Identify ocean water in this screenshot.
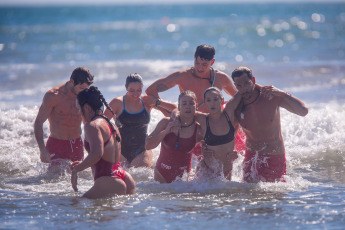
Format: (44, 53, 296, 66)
(1, 2, 345, 229)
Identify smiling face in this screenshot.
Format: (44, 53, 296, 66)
(233, 73, 255, 100)
(126, 82, 143, 99)
(204, 90, 223, 113)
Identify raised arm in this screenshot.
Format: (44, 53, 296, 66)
(34, 92, 56, 163)
(219, 72, 238, 97)
(145, 71, 182, 98)
(224, 92, 242, 117)
(262, 86, 308, 117)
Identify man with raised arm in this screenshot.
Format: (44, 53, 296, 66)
(231, 66, 308, 183)
(145, 44, 237, 113)
(34, 67, 94, 165)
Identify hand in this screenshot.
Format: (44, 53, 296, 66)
(165, 118, 180, 133)
(40, 149, 54, 163)
(227, 151, 238, 163)
(71, 161, 81, 170)
(261, 85, 286, 100)
(71, 168, 78, 192)
(201, 140, 215, 162)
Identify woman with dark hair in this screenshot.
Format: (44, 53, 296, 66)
(195, 87, 242, 181)
(146, 91, 203, 183)
(71, 86, 135, 199)
(104, 73, 177, 168)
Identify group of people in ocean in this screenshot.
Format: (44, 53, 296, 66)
(34, 44, 309, 199)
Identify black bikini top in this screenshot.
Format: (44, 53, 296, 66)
(204, 112, 235, 146)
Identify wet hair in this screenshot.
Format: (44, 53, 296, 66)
(125, 73, 143, 88)
(203, 87, 223, 100)
(77, 86, 120, 142)
(70, 67, 94, 86)
(194, 45, 215, 61)
(231, 66, 253, 81)
(178, 90, 197, 106)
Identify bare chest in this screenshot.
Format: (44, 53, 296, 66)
(237, 100, 280, 131)
(52, 96, 80, 120)
(179, 77, 220, 103)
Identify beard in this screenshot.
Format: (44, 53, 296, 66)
(241, 91, 252, 100)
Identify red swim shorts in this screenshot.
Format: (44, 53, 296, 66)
(243, 150, 286, 183)
(46, 136, 84, 162)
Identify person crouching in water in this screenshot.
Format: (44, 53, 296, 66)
(71, 86, 135, 199)
(146, 91, 203, 183)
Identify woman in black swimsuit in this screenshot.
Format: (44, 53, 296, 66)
(195, 87, 242, 180)
(104, 73, 177, 168)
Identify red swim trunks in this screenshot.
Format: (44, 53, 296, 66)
(235, 129, 246, 153)
(46, 136, 84, 162)
(243, 150, 286, 183)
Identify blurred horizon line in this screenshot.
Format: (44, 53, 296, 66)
(1, 0, 345, 7)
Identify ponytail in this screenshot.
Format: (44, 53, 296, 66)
(78, 86, 121, 142)
(98, 92, 121, 143)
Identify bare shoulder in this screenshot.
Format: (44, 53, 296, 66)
(169, 68, 191, 80)
(42, 84, 65, 104)
(84, 120, 100, 133)
(195, 111, 207, 125)
(215, 69, 231, 81)
(109, 96, 123, 107)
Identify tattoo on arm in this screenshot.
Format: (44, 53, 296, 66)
(156, 83, 169, 92)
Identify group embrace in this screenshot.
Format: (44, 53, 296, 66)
(34, 45, 308, 199)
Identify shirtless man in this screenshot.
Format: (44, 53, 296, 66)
(34, 67, 94, 164)
(231, 66, 308, 183)
(145, 44, 237, 113)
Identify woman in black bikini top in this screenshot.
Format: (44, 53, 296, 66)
(195, 87, 242, 180)
(204, 111, 235, 146)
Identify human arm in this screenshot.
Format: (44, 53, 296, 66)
(34, 92, 56, 163)
(71, 123, 103, 192)
(154, 98, 178, 115)
(224, 92, 242, 117)
(219, 72, 238, 97)
(200, 140, 215, 166)
(143, 95, 178, 117)
(145, 71, 182, 98)
(145, 118, 179, 150)
(261, 86, 308, 116)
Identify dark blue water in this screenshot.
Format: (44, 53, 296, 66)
(1, 3, 344, 64)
